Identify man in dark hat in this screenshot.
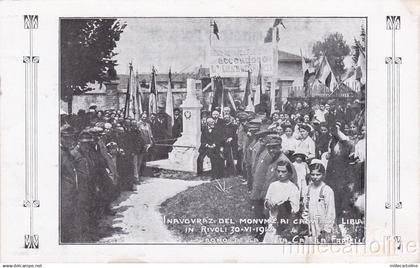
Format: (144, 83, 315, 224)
(221, 112, 238, 176)
(61, 129, 95, 241)
(250, 134, 297, 241)
(152, 102, 172, 159)
(242, 119, 262, 189)
(172, 108, 183, 139)
(60, 125, 82, 242)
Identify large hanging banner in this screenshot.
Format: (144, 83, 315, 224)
(209, 46, 273, 77)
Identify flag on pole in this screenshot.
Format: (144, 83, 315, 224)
(243, 70, 252, 107)
(243, 70, 255, 112)
(165, 68, 174, 125)
(254, 61, 262, 106)
(300, 49, 313, 96)
(264, 27, 274, 43)
(129, 66, 138, 120)
(123, 63, 132, 118)
(135, 77, 143, 116)
(211, 77, 223, 110)
(124, 62, 140, 119)
(148, 66, 157, 114)
(273, 18, 286, 29)
(212, 20, 220, 40)
(315, 56, 337, 92)
(356, 49, 366, 85)
(210, 77, 236, 111)
(227, 89, 237, 111)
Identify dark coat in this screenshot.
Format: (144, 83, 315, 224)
(172, 115, 183, 138)
(199, 127, 223, 153)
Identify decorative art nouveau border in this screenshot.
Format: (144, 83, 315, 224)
(23, 14, 39, 249)
(385, 15, 401, 249)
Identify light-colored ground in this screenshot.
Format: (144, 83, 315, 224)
(99, 177, 206, 243)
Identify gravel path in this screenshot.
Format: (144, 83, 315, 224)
(99, 177, 206, 243)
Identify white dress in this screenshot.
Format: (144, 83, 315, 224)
(293, 162, 309, 198)
(263, 180, 300, 243)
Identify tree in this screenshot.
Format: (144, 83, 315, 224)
(312, 32, 351, 77)
(61, 19, 126, 114)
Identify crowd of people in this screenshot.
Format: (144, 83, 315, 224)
(60, 97, 365, 244)
(197, 99, 365, 243)
(60, 103, 182, 242)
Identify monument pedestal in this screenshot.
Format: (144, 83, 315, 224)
(147, 79, 209, 173)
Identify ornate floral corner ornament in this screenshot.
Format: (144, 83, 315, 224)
(385, 15, 401, 249)
(23, 14, 39, 249)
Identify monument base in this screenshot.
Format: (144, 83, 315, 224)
(146, 136, 210, 173)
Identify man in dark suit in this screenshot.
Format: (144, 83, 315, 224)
(197, 117, 224, 180)
(172, 108, 183, 138)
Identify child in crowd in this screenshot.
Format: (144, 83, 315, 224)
(303, 162, 336, 243)
(292, 151, 310, 199)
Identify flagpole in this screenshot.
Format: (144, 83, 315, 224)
(209, 77, 214, 111)
(124, 62, 133, 119)
(220, 78, 224, 112)
(271, 26, 278, 115)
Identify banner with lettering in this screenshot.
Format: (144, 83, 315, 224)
(209, 46, 274, 77)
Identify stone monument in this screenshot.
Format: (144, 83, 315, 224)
(147, 78, 208, 173)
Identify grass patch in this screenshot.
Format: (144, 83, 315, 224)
(159, 176, 260, 243)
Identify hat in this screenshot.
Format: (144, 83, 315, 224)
(255, 130, 277, 140)
(104, 123, 112, 129)
(248, 118, 262, 125)
(89, 103, 97, 109)
(299, 124, 312, 133)
(237, 112, 249, 121)
(158, 101, 165, 108)
(95, 122, 105, 128)
(311, 119, 320, 125)
(106, 141, 118, 149)
(61, 125, 76, 136)
(78, 131, 94, 142)
(89, 126, 104, 136)
(310, 159, 325, 168)
(264, 134, 283, 147)
(293, 151, 307, 160)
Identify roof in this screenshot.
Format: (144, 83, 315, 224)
(278, 50, 302, 62)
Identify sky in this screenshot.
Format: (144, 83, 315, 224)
(114, 17, 366, 75)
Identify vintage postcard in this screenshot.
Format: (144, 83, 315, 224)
(0, 0, 419, 263)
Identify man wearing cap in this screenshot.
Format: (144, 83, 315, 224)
(249, 134, 287, 241)
(114, 125, 135, 191)
(242, 119, 262, 190)
(60, 125, 83, 242)
(68, 130, 96, 241)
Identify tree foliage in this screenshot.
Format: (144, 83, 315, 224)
(312, 32, 350, 77)
(60, 19, 126, 107)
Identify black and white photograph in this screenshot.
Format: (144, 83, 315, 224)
(1, 0, 420, 264)
(59, 17, 367, 244)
